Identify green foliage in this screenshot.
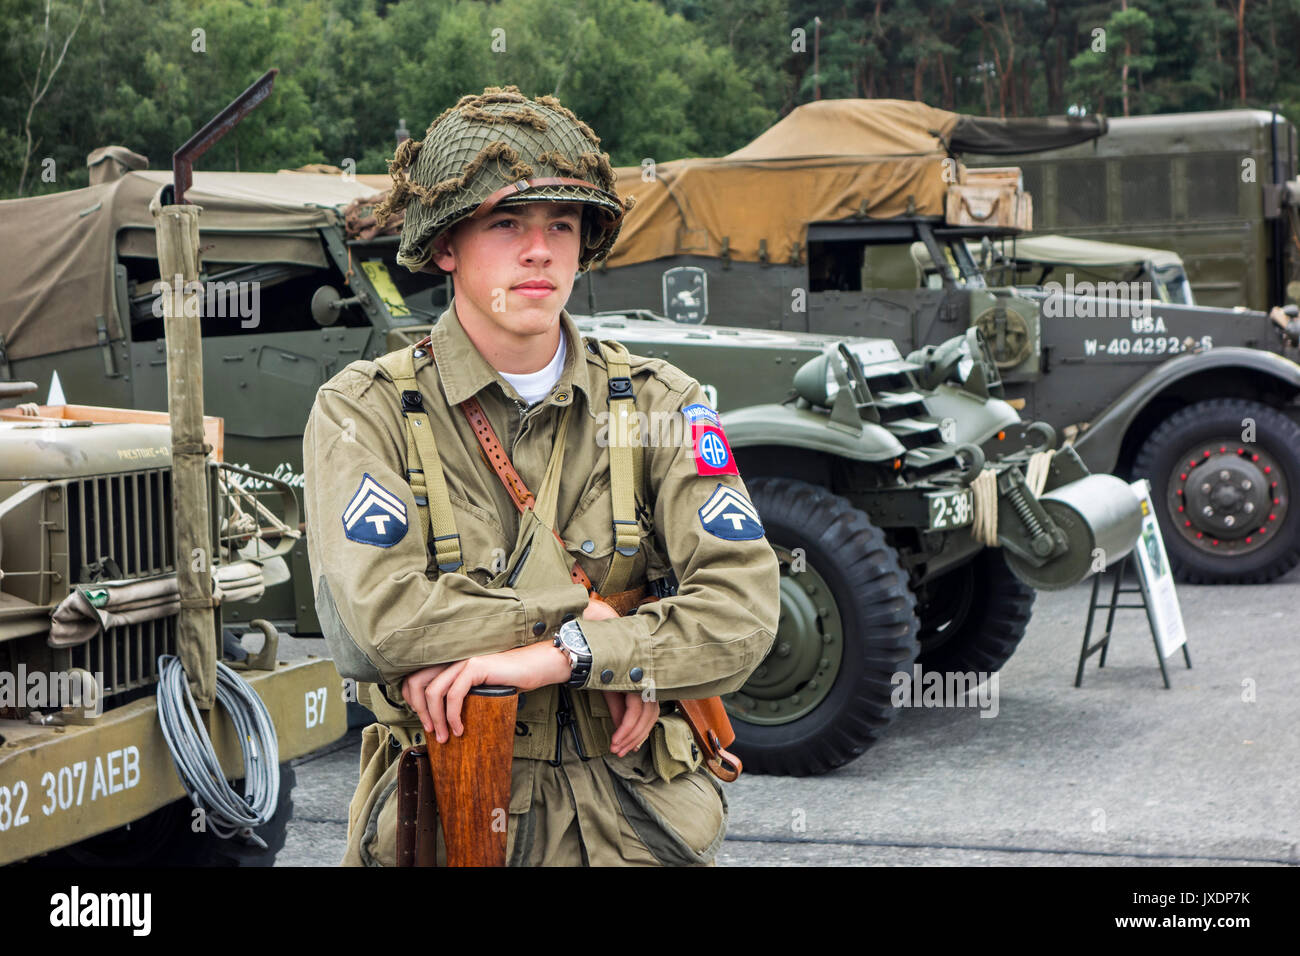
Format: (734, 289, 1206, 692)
(1, 0, 1297, 200)
(0, 0, 776, 197)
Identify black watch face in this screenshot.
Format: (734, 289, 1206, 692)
(560, 623, 590, 655)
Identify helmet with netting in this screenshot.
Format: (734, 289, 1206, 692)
(375, 86, 633, 273)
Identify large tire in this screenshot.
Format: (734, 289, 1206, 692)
(43, 763, 295, 867)
(724, 477, 919, 776)
(915, 550, 1035, 674)
(1132, 398, 1300, 584)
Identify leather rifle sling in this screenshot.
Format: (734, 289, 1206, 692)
(458, 396, 743, 782)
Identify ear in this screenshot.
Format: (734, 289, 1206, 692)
(430, 232, 456, 273)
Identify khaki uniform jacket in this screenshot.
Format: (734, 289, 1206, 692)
(303, 302, 779, 865)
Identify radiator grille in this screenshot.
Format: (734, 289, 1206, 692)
(62, 617, 178, 701)
(63, 468, 178, 701)
(66, 468, 174, 581)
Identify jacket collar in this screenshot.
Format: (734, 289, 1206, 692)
(426, 299, 596, 414)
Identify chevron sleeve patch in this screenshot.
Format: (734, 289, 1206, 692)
(697, 483, 764, 540)
(342, 473, 409, 547)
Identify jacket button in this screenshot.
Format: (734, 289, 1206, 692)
(532, 621, 546, 637)
(600, 669, 614, 684)
(629, 667, 644, 682)
(413, 348, 427, 359)
(581, 540, 595, 553)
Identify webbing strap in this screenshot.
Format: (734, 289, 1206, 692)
(374, 345, 463, 573)
(598, 340, 642, 595)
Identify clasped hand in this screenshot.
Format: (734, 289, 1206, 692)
(400, 598, 659, 758)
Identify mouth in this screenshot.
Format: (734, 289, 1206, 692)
(513, 280, 557, 299)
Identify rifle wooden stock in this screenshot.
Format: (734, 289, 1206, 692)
(396, 685, 518, 867)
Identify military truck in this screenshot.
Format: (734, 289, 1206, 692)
(966, 108, 1299, 312)
(0, 389, 345, 864)
(582, 98, 1300, 586)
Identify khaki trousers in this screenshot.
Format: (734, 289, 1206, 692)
(342, 721, 726, 867)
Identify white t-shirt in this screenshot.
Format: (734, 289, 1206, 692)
(499, 334, 567, 405)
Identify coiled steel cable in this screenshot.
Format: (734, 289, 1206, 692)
(156, 655, 281, 847)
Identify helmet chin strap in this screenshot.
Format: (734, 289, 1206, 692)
(469, 177, 625, 227)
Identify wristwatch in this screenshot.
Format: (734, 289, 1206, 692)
(554, 619, 593, 688)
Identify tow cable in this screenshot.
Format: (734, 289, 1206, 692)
(156, 654, 281, 847)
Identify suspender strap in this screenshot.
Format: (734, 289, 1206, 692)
(597, 340, 642, 595)
(374, 345, 463, 573)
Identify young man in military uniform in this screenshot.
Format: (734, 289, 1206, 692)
(303, 86, 779, 866)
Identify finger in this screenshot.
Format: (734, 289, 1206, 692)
(630, 702, 660, 751)
(404, 672, 435, 735)
(605, 691, 626, 730)
(609, 691, 634, 752)
(613, 693, 645, 755)
(445, 661, 484, 737)
(426, 661, 468, 744)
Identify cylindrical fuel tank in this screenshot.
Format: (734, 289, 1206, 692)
(1004, 474, 1143, 590)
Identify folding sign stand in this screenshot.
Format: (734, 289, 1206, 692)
(1075, 552, 1193, 689)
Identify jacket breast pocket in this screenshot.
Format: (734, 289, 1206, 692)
(561, 475, 654, 594)
(445, 493, 509, 584)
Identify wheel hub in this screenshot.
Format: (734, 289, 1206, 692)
(723, 546, 843, 725)
(1167, 443, 1287, 556)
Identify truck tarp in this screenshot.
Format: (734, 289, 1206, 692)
(0, 170, 379, 361)
(606, 99, 1106, 270)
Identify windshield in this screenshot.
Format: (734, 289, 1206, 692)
(1151, 264, 1195, 305)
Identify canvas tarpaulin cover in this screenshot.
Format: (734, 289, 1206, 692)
(605, 98, 1104, 269)
(910, 234, 1185, 272)
(0, 170, 381, 361)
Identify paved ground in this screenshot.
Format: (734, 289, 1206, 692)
(274, 565, 1300, 867)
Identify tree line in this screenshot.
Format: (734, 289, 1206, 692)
(3, 0, 1298, 199)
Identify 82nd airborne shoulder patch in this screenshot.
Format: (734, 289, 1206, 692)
(342, 473, 408, 547)
(687, 403, 738, 477)
(698, 483, 764, 540)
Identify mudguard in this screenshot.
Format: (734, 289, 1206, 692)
(1073, 347, 1300, 473)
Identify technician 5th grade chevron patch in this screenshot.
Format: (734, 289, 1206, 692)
(698, 483, 764, 540)
(342, 473, 408, 547)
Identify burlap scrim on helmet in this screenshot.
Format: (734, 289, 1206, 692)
(375, 86, 634, 273)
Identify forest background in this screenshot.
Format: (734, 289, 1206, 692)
(4, 0, 1299, 198)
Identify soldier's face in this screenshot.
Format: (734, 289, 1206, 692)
(432, 201, 582, 339)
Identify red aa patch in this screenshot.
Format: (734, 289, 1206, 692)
(691, 421, 738, 476)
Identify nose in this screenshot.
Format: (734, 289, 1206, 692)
(519, 222, 553, 265)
